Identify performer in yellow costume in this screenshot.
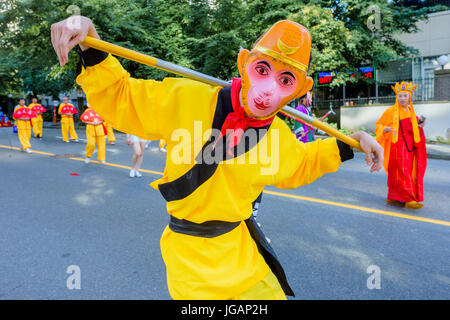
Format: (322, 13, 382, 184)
(104, 121, 116, 145)
(58, 96, 79, 142)
(52, 17, 383, 299)
(28, 97, 44, 139)
(80, 105, 106, 164)
(13, 98, 32, 153)
(159, 139, 167, 152)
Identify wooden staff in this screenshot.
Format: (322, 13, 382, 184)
(80, 36, 362, 151)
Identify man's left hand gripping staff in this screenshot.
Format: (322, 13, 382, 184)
(51, 16, 100, 66)
(350, 131, 384, 173)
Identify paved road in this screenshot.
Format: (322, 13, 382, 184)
(0, 127, 449, 299)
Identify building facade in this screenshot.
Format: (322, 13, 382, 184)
(313, 8, 450, 112)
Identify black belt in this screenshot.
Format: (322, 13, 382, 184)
(169, 215, 241, 238)
(168, 215, 295, 297)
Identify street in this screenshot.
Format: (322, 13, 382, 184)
(0, 126, 449, 299)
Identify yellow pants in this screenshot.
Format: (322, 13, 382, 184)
(231, 271, 287, 300)
(61, 116, 78, 141)
(31, 115, 43, 138)
(105, 123, 115, 143)
(17, 120, 31, 150)
(85, 124, 106, 161)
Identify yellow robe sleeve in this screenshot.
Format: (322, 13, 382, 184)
(375, 107, 393, 142)
(76, 54, 219, 141)
(273, 128, 343, 189)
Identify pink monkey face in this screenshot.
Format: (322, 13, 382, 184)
(242, 56, 302, 119)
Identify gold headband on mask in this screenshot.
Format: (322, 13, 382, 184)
(253, 45, 309, 73)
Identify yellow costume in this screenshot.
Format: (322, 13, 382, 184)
(80, 107, 106, 162)
(76, 54, 352, 299)
(85, 123, 106, 162)
(13, 106, 32, 150)
(104, 121, 116, 144)
(28, 103, 44, 138)
(58, 103, 79, 142)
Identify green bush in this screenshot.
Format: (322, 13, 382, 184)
(435, 136, 449, 144)
(42, 111, 54, 122)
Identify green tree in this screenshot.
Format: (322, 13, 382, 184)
(183, 0, 248, 80)
(243, 0, 445, 87)
(0, 0, 72, 96)
(0, 0, 446, 97)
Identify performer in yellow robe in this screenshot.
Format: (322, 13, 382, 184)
(80, 105, 106, 163)
(159, 139, 167, 152)
(103, 121, 116, 145)
(13, 98, 32, 152)
(58, 96, 79, 142)
(53, 17, 383, 300)
(28, 97, 44, 139)
(375, 82, 427, 209)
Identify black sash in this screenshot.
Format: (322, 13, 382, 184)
(167, 214, 295, 297)
(169, 215, 241, 238)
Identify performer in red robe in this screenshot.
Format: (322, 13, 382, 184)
(375, 81, 427, 209)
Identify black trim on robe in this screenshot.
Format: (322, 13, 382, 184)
(77, 46, 108, 67)
(158, 86, 271, 202)
(336, 139, 354, 162)
(245, 216, 295, 297)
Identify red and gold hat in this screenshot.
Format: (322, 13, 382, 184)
(391, 81, 417, 96)
(390, 81, 420, 144)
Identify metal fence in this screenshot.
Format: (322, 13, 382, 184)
(377, 77, 436, 102)
(314, 77, 438, 110)
(314, 96, 396, 110)
(309, 77, 443, 128)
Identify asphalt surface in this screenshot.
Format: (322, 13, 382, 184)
(0, 126, 449, 300)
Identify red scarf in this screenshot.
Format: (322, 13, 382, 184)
(215, 78, 275, 156)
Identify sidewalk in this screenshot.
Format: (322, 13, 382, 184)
(426, 143, 450, 160)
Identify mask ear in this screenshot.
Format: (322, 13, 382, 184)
(296, 76, 314, 99)
(237, 48, 250, 77)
